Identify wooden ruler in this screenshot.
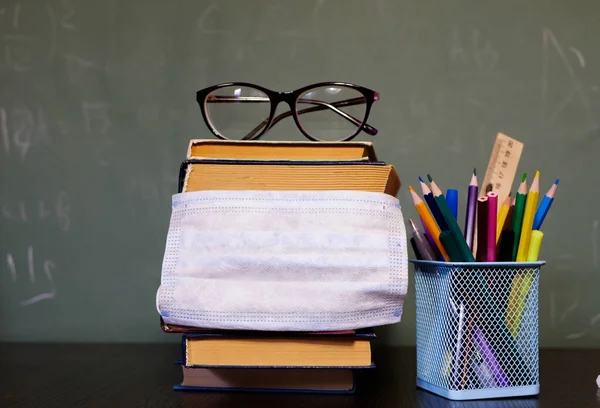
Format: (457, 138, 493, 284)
(480, 133, 524, 203)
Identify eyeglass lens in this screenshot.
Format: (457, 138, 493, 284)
(296, 85, 367, 141)
(205, 86, 271, 140)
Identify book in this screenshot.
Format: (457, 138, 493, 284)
(174, 365, 355, 394)
(186, 139, 378, 161)
(183, 332, 374, 368)
(178, 159, 400, 196)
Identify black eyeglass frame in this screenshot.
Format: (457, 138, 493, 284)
(196, 81, 379, 142)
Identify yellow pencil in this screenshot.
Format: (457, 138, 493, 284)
(516, 171, 540, 262)
(496, 193, 511, 243)
(409, 186, 450, 261)
(507, 230, 544, 337)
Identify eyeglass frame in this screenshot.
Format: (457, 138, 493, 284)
(196, 81, 379, 142)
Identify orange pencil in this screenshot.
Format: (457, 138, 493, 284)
(409, 185, 450, 261)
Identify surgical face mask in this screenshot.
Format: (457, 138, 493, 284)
(157, 189, 408, 332)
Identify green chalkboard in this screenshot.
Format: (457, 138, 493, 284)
(1, 0, 599, 347)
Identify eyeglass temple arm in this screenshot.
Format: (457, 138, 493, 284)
(241, 97, 378, 140)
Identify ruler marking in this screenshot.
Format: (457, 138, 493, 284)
(480, 133, 524, 206)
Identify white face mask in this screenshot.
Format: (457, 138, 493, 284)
(156, 189, 408, 332)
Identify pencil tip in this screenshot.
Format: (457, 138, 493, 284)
(522, 173, 527, 182)
(418, 176, 424, 183)
(555, 179, 559, 185)
(409, 185, 415, 192)
(535, 170, 540, 178)
(427, 174, 433, 182)
(473, 168, 476, 175)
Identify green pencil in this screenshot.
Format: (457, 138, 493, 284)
(439, 230, 464, 262)
(428, 175, 475, 262)
(512, 173, 528, 261)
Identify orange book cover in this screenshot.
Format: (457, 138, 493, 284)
(178, 160, 400, 197)
(186, 139, 378, 161)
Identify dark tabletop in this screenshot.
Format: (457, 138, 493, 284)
(1, 343, 599, 408)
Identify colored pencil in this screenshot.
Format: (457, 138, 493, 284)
(516, 171, 540, 262)
(508, 230, 544, 337)
(447, 189, 459, 220)
(473, 326, 510, 387)
(526, 230, 544, 262)
(497, 202, 515, 262)
(512, 173, 528, 261)
(439, 230, 463, 262)
(428, 175, 475, 262)
(486, 192, 498, 262)
(532, 179, 559, 230)
(410, 237, 422, 260)
(497, 229, 515, 262)
(476, 196, 488, 262)
(464, 169, 478, 251)
(409, 186, 450, 261)
(496, 193, 511, 243)
(420, 217, 442, 260)
(419, 177, 448, 231)
(409, 219, 435, 261)
(504, 205, 515, 232)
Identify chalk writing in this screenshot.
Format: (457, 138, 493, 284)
(0, 106, 49, 159)
(82, 101, 113, 166)
(3, 34, 33, 72)
(450, 28, 499, 69)
(569, 46, 585, 68)
(0, 3, 57, 72)
(12, 107, 34, 158)
(1, 191, 72, 232)
(59, 0, 76, 30)
(64, 54, 110, 84)
(56, 191, 71, 231)
(12, 3, 20, 29)
(0, 108, 8, 154)
(541, 28, 591, 124)
(6, 253, 16, 281)
(550, 290, 600, 341)
(5, 247, 57, 306)
(197, 4, 233, 37)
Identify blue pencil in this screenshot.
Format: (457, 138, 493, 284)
(446, 189, 459, 220)
(533, 179, 559, 230)
(419, 177, 449, 231)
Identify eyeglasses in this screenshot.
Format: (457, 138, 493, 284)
(196, 82, 379, 142)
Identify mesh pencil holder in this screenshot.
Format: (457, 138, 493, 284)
(411, 260, 545, 401)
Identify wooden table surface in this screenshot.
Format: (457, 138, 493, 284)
(1, 343, 599, 407)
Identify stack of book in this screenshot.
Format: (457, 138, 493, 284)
(164, 139, 401, 394)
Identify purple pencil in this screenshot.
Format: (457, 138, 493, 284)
(420, 217, 443, 260)
(474, 326, 510, 387)
(464, 168, 478, 251)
